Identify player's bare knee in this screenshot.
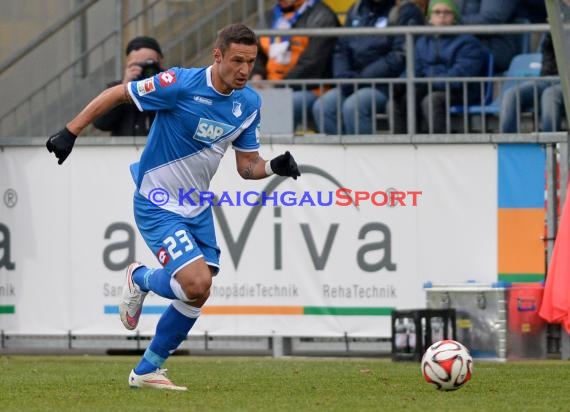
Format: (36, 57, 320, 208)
(182, 271, 212, 300)
(196, 279, 212, 298)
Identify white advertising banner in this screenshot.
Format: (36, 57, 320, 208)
(0, 143, 497, 337)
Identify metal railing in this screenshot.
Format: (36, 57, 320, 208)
(1, 22, 552, 138)
(0, 0, 266, 137)
(0, 0, 101, 76)
(249, 24, 554, 136)
(0, 8, 561, 139)
(254, 74, 563, 134)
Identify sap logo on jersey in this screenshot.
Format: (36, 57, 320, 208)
(193, 118, 235, 143)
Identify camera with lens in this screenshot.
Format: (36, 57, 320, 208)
(136, 59, 161, 80)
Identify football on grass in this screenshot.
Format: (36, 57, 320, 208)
(421, 339, 473, 391)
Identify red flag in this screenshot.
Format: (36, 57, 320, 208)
(539, 182, 570, 332)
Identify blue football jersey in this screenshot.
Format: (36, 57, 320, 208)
(127, 66, 261, 217)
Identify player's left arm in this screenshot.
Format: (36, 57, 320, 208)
(67, 84, 130, 135)
(235, 150, 301, 180)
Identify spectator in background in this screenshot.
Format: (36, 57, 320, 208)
(407, 0, 429, 14)
(455, 0, 520, 72)
(391, 0, 487, 133)
(93, 36, 164, 136)
(251, 0, 340, 130)
(499, 33, 564, 133)
(517, 0, 547, 23)
(312, 0, 425, 135)
(541, 85, 564, 132)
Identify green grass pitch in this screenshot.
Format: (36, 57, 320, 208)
(1, 356, 570, 411)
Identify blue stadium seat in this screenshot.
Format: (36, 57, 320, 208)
(467, 52, 543, 117)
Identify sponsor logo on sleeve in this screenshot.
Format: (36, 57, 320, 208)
(193, 95, 213, 105)
(136, 78, 156, 96)
(159, 70, 176, 87)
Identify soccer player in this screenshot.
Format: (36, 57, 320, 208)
(46, 23, 301, 391)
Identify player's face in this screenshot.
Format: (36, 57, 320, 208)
(213, 43, 257, 93)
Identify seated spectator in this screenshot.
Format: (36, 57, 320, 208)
(312, 0, 425, 135)
(499, 33, 563, 133)
(541, 83, 564, 132)
(251, 0, 340, 130)
(455, 0, 520, 72)
(404, 0, 429, 14)
(93, 36, 164, 136)
(391, 0, 487, 133)
(516, 0, 547, 24)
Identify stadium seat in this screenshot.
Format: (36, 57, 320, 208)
(468, 52, 543, 116)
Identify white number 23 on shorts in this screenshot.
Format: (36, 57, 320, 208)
(163, 230, 194, 260)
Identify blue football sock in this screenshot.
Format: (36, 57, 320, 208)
(134, 302, 200, 375)
(133, 267, 177, 300)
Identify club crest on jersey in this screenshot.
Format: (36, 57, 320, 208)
(232, 101, 242, 118)
(193, 118, 235, 143)
(136, 78, 155, 96)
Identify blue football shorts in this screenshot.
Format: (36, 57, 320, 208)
(133, 192, 221, 276)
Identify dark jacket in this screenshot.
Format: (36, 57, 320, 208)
(93, 81, 156, 136)
(333, 0, 425, 81)
(456, 0, 520, 72)
(540, 34, 557, 76)
(516, 0, 547, 23)
(414, 34, 487, 103)
(252, 1, 340, 83)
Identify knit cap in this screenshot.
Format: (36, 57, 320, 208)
(427, 0, 460, 21)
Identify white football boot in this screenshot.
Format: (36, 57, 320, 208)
(119, 262, 147, 330)
(129, 369, 188, 391)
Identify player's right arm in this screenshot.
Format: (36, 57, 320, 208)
(46, 84, 130, 164)
(68, 84, 130, 135)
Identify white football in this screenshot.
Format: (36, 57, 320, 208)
(421, 339, 473, 391)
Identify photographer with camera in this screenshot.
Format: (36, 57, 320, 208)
(93, 36, 164, 136)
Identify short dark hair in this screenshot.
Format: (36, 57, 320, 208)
(215, 23, 257, 54)
(125, 36, 163, 57)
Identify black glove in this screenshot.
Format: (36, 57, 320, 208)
(269, 151, 301, 180)
(46, 127, 77, 165)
